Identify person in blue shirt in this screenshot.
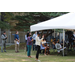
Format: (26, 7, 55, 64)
(14, 31, 20, 53)
(32, 32, 37, 51)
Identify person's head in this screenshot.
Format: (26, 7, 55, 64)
(57, 41, 59, 43)
(35, 31, 37, 34)
(27, 32, 31, 37)
(3, 31, 6, 35)
(54, 38, 55, 40)
(43, 38, 46, 41)
(37, 31, 40, 36)
(16, 31, 19, 34)
(29, 32, 31, 36)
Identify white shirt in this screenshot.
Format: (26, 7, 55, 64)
(55, 43, 62, 49)
(32, 33, 37, 40)
(42, 41, 46, 44)
(73, 34, 75, 37)
(25, 35, 27, 40)
(35, 35, 43, 46)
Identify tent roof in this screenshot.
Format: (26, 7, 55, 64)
(30, 12, 75, 32)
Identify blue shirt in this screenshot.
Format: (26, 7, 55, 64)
(32, 33, 37, 40)
(14, 34, 19, 40)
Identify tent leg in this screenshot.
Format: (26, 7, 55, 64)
(63, 29, 64, 56)
(54, 29, 55, 38)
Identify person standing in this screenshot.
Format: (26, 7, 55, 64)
(14, 31, 20, 53)
(25, 32, 28, 51)
(32, 32, 37, 51)
(35, 31, 44, 61)
(25, 34, 27, 43)
(1, 31, 7, 52)
(27, 32, 33, 58)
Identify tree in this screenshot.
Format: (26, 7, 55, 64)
(1, 12, 14, 22)
(0, 21, 12, 29)
(14, 12, 68, 32)
(1, 12, 14, 29)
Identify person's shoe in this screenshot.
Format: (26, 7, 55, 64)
(37, 60, 40, 62)
(17, 51, 19, 52)
(15, 51, 18, 53)
(35, 59, 40, 62)
(4, 51, 6, 52)
(29, 56, 32, 58)
(1, 51, 3, 53)
(44, 53, 46, 56)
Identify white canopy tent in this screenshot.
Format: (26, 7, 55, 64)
(30, 12, 75, 56)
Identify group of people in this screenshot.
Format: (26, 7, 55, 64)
(51, 31, 75, 54)
(1, 31, 20, 53)
(2, 30, 75, 61)
(25, 31, 50, 61)
(1, 31, 50, 61)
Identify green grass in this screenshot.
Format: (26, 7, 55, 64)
(0, 49, 75, 62)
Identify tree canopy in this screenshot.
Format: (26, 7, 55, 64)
(14, 12, 68, 32)
(0, 12, 68, 31)
(0, 12, 14, 29)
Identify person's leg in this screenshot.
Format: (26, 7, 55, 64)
(17, 44, 19, 52)
(44, 47, 47, 55)
(47, 48, 49, 55)
(29, 45, 32, 57)
(4, 42, 6, 52)
(1, 42, 4, 52)
(33, 40, 35, 51)
(27, 45, 30, 57)
(14, 40, 17, 52)
(26, 40, 28, 51)
(36, 45, 40, 59)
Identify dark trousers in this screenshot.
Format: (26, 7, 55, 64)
(1, 42, 6, 52)
(25, 40, 28, 51)
(52, 44, 56, 49)
(36, 45, 40, 59)
(33, 40, 35, 51)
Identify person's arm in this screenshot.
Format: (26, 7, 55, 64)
(55, 44, 57, 49)
(31, 38, 33, 42)
(1, 35, 7, 40)
(32, 34, 34, 39)
(60, 44, 62, 49)
(37, 37, 43, 42)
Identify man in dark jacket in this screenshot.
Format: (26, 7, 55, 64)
(14, 31, 20, 53)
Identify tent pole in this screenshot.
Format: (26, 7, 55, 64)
(54, 29, 55, 38)
(63, 29, 64, 56)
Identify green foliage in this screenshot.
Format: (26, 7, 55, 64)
(2, 12, 14, 22)
(0, 21, 12, 29)
(14, 12, 68, 32)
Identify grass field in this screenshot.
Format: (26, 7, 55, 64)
(0, 49, 75, 62)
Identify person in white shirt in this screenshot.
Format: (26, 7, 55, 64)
(35, 31, 44, 62)
(55, 41, 66, 54)
(32, 32, 37, 51)
(40, 39, 50, 55)
(25, 34, 27, 42)
(25, 31, 29, 51)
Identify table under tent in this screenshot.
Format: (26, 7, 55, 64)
(30, 12, 75, 56)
